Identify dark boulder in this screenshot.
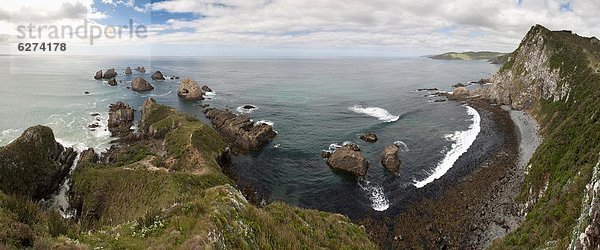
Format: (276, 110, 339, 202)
(325, 144, 369, 176)
(360, 132, 378, 143)
(107, 78, 117, 86)
(202, 85, 213, 92)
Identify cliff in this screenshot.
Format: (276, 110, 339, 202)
(487, 25, 600, 248)
(0, 99, 376, 249)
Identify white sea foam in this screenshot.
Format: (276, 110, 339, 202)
(413, 106, 481, 188)
(147, 90, 172, 97)
(359, 178, 390, 211)
(237, 105, 258, 114)
(349, 105, 399, 122)
(328, 143, 342, 152)
(204, 91, 217, 96)
(393, 141, 410, 152)
(255, 120, 274, 126)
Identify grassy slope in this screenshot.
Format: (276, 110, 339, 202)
(491, 26, 600, 248)
(0, 101, 375, 249)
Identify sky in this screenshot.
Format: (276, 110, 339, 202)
(0, 0, 599, 56)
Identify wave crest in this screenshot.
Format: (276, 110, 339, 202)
(413, 106, 481, 188)
(349, 105, 399, 122)
(359, 178, 389, 211)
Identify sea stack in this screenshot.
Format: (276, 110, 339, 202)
(381, 144, 401, 172)
(131, 77, 154, 91)
(151, 71, 165, 80)
(108, 101, 135, 137)
(325, 144, 369, 176)
(125, 67, 132, 75)
(177, 78, 204, 101)
(103, 68, 117, 79)
(94, 70, 103, 80)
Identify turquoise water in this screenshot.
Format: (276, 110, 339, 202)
(0, 56, 499, 217)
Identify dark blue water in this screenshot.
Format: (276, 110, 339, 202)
(0, 56, 499, 217)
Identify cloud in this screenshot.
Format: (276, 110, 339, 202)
(143, 0, 600, 54)
(1, 0, 599, 56)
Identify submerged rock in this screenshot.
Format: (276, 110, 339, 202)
(125, 66, 132, 75)
(108, 78, 117, 86)
(177, 77, 204, 101)
(94, 70, 103, 80)
(151, 71, 165, 80)
(325, 144, 368, 176)
(202, 85, 213, 92)
(108, 101, 135, 137)
(381, 144, 401, 172)
(0, 126, 75, 200)
(103, 68, 117, 79)
(131, 77, 154, 92)
(360, 132, 378, 143)
(203, 108, 276, 151)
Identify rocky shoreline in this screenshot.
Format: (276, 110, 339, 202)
(360, 98, 533, 248)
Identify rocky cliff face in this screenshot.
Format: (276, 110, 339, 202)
(487, 25, 570, 110)
(486, 25, 600, 248)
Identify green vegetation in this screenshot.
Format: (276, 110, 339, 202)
(0, 126, 65, 200)
(491, 25, 600, 248)
(429, 51, 507, 61)
(0, 100, 375, 248)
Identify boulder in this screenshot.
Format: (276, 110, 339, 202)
(108, 78, 117, 86)
(204, 108, 277, 151)
(103, 68, 117, 79)
(108, 101, 135, 137)
(94, 70, 103, 80)
(151, 71, 165, 80)
(381, 144, 401, 172)
(325, 144, 369, 176)
(451, 87, 470, 99)
(125, 66, 132, 75)
(360, 132, 378, 143)
(320, 150, 332, 159)
(135, 66, 146, 73)
(177, 78, 204, 101)
(0, 126, 75, 200)
(131, 77, 154, 92)
(202, 85, 213, 92)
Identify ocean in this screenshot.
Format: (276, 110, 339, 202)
(0, 56, 499, 218)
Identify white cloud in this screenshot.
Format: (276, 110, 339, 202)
(1, 0, 599, 56)
(145, 0, 600, 54)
